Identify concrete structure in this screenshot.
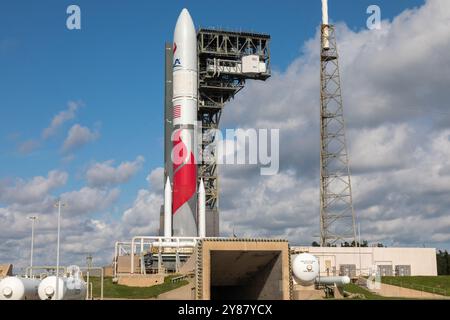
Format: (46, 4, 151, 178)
(292, 247, 437, 277)
(0, 264, 13, 278)
(293, 284, 325, 300)
(117, 256, 140, 274)
(118, 275, 164, 287)
(103, 265, 113, 277)
(195, 239, 292, 300)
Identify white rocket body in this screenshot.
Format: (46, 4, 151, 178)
(322, 0, 330, 50)
(171, 9, 198, 236)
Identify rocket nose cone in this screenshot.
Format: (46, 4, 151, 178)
(180, 8, 191, 18)
(176, 8, 194, 28)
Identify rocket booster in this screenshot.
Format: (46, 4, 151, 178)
(171, 8, 198, 236)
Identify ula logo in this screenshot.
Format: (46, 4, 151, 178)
(173, 58, 181, 68)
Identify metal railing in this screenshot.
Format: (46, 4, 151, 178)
(130, 236, 200, 274)
(382, 278, 448, 296)
(171, 275, 187, 283)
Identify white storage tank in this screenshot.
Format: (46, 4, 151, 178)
(38, 266, 87, 300)
(292, 253, 319, 286)
(0, 276, 40, 300)
(316, 276, 351, 287)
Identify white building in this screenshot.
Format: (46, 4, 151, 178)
(291, 247, 437, 277)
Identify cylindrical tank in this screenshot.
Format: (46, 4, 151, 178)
(316, 276, 351, 287)
(292, 253, 320, 286)
(0, 277, 40, 300)
(38, 276, 87, 300)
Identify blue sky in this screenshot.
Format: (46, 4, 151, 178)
(6, 0, 450, 269)
(0, 0, 425, 214)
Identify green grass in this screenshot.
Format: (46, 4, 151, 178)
(343, 283, 391, 300)
(87, 275, 189, 299)
(381, 276, 450, 296)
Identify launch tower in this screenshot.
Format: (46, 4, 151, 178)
(162, 25, 271, 237)
(319, 1, 357, 246)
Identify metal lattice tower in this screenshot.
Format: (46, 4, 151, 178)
(197, 29, 271, 235)
(162, 30, 270, 237)
(319, 24, 356, 246)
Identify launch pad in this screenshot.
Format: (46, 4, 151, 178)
(113, 237, 292, 300)
(195, 238, 291, 300)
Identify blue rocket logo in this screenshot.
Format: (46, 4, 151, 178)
(173, 58, 181, 68)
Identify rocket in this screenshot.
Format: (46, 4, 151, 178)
(171, 9, 199, 236)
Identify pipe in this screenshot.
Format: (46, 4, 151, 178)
(25, 266, 67, 277)
(164, 177, 172, 238)
(316, 276, 350, 287)
(130, 236, 200, 273)
(79, 267, 103, 300)
(86, 271, 89, 300)
(322, 0, 329, 25)
(198, 179, 206, 238)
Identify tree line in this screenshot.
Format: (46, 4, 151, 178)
(437, 250, 450, 275)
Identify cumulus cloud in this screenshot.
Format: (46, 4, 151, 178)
(42, 101, 82, 139)
(219, 0, 450, 248)
(146, 167, 164, 192)
(3, 1, 450, 271)
(13, 101, 83, 155)
(0, 170, 68, 205)
(86, 156, 145, 187)
(60, 187, 120, 216)
(17, 139, 40, 154)
(121, 190, 163, 236)
(62, 124, 99, 153)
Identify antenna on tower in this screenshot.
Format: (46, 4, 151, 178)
(319, 0, 357, 247)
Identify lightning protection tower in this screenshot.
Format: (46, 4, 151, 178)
(319, 0, 357, 246)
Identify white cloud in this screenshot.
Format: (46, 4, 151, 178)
(146, 167, 164, 192)
(0, 170, 68, 205)
(121, 189, 163, 236)
(42, 101, 82, 139)
(17, 139, 40, 154)
(219, 0, 450, 248)
(62, 124, 99, 153)
(60, 187, 120, 216)
(3, 1, 450, 271)
(86, 156, 145, 187)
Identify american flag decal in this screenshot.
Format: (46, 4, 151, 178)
(173, 105, 181, 119)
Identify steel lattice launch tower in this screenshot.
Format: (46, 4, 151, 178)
(171, 9, 198, 236)
(319, 0, 357, 246)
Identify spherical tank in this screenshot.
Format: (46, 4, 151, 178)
(0, 277, 40, 300)
(292, 253, 320, 286)
(38, 275, 87, 300)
